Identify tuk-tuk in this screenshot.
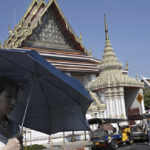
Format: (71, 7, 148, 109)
(88, 118, 133, 150)
(128, 115, 148, 140)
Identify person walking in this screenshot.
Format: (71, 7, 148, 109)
(147, 116, 150, 145)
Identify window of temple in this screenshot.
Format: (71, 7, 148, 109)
(94, 113, 97, 118)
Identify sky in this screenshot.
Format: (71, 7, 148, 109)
(0, 0, 149, 79)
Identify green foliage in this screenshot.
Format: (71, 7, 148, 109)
(23, 144, 46, 150)
(143, 88, 150, 110)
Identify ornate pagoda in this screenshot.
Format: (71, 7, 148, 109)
(87, 15, 145, 119)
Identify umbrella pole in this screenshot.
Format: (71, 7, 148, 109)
(20, 77, 35, 136)
(72, 131, 75, 150)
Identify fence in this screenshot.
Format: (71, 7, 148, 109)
(23, 131, 90, 146)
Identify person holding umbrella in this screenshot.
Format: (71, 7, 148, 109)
(0, 49, 92, 142)
(0, 77, 22, 150)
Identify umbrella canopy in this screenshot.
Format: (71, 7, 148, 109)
(0, 49, 93, 134)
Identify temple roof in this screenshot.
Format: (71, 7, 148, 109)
(141, 76, 150, 89)
(87, 15, 144, 91)
(1, 0, 101, 73)
(16, 46, 100, 73)
(3, 0, 91, 55)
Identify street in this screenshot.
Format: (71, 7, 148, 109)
(42, 140, 150, 150)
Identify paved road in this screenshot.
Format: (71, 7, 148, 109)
(42, 140, 150, 150)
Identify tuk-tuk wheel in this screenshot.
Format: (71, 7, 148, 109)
(109, 139, 118, 150)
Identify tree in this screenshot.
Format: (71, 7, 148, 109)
(143, 88, 150, 110)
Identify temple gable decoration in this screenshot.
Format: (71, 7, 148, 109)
(23, 11, 75, 50)
(3, 0, 90, 55)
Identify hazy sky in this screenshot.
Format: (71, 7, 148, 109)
(0, 0, 149, 79)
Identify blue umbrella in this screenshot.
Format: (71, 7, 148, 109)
(0, 49, 93, 134)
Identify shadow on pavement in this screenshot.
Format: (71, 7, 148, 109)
(51, 145, 63, 149)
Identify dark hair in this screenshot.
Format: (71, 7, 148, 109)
(146, 111, 149, 113)
(0, 77, 20, 94)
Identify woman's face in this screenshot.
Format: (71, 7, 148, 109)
(0, 87, 17, 115)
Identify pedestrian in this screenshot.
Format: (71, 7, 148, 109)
(147, 115, 150, 145)
(142, 115, 148, 132)
(145, 111, 149, 116)
(0, 77, 23, 150)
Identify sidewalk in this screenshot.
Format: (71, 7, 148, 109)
(42, 141, 92, 150)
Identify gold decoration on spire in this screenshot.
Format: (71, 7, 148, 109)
(0, 42, 3, 49)
(8, 24, 13, 36)
(104, 14, 109, 40)
(125, 61, 128, 71)
(3, 40, 7, 49)
(79, 31, 82, 44)
(89, 46, 92, 56)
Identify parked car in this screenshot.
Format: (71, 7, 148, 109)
(128, 115, 148, 140)
(88, 118, 133, 150)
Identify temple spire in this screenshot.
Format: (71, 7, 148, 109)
(135, 66, 139, 81)
(104, 14, 109, 40)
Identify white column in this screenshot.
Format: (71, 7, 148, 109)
(106, 98, 110, 118)
(140, 89, 145, 114)
(117, 96, 121, 118)
(65, 72, 71, 76)
(112, 98, 115, 118)
(114, 97, 119, 118)
(90, 74, 96, 81)
(120, 96, 127, 119)
(141, 99, 145, 114)
(109, 98, 113, 118)
(84, 74, 90, 86)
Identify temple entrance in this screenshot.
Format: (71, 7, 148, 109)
(124, 87, 144, 117)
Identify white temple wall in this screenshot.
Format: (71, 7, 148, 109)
(83, 74, 96, 86)
(83, 74, 90, 86)
(71, 73, 96, 86)
(86, 112, 92, 120)
(71, 75, 85, 85)
(124, 88, 145, 116)
(65, 72, 71, 77)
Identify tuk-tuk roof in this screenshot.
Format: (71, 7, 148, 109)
(128, 115, 145, 120)
(88, 118, 128, 125)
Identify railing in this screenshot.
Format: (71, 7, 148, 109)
(23, 131, 90, 146)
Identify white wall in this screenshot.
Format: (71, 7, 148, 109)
(71, 74, 96, 86)
(71, 75, 85, 85)
(65, 72, 71, 76)
(124, 88, 142, 116)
